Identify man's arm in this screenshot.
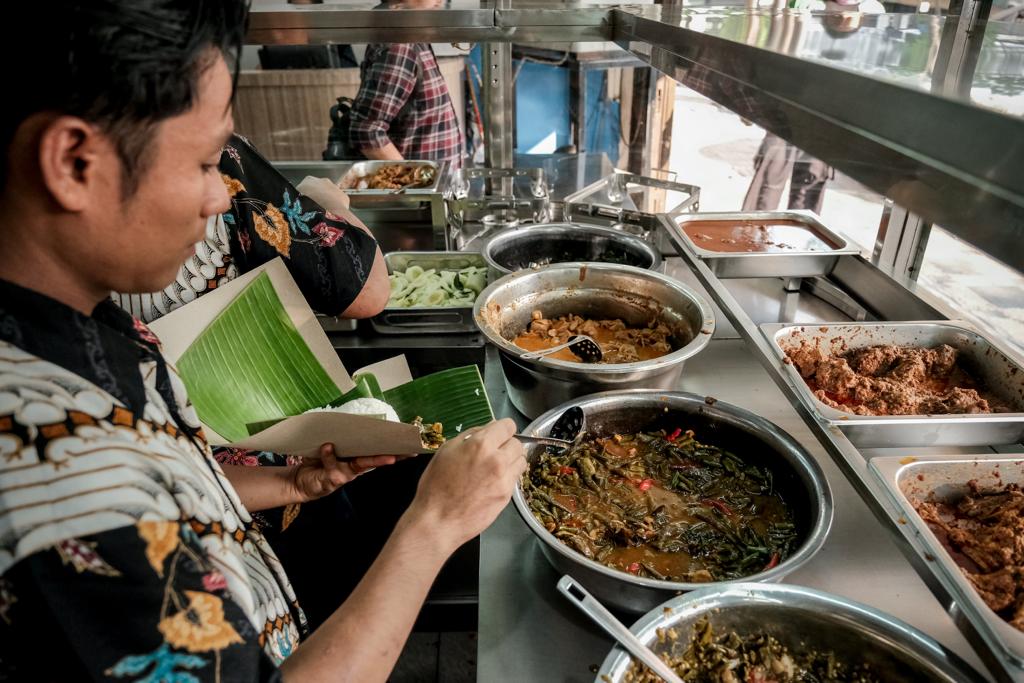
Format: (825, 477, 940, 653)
(219, 446, 398, 512)
(293, 176, 390, 318)
(279, 419, 525, 682)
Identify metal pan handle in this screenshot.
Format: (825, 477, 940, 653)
(556, 576, 684, 683)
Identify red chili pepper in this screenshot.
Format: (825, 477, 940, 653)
(638, 478, 654, 492)
(703, 498, 733, 516)
(746, 668, 769, 683)
(627, 562, 640, 574)
(558, 466, 576, 476)
(765, 553, 780, 570)
(666, 427, 683, 442)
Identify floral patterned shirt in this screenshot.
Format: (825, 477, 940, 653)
(113, 134, 379, 324)
(0, 279, 302, 680)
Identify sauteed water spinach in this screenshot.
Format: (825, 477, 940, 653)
(618, 617, 881, 683)
(524, 428, 798, 581)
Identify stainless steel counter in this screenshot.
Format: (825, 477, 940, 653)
(477, 314, 993, 681)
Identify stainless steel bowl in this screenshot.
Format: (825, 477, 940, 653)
(481, 223, 662, 277)
(473, 263, 715, 418)
(596, 583, 986, 682)
(513, 391, 833, 613)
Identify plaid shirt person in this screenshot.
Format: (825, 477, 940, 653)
(349, 43, 463, 168)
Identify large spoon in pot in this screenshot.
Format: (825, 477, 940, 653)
(515, 406, 587, 453)
(519, 335, 603, 363)
(557, 575, 685, 683)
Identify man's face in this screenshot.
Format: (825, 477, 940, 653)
(82, 54, 234, 295)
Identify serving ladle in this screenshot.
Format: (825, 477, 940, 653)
(557, 576, 685, 683)
(519, 335, 603, 363)
(514, 406, 587, 452)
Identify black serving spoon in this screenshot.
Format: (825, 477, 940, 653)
(515, 406, 587, 454)
(519, 335, 603, 363)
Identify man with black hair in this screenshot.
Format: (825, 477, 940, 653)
(0, 2, 524, 680)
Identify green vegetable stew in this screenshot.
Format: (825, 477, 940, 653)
(619, 617, 880, 683)
(524, 428, 798, 581)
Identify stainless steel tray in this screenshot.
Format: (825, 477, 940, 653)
(272, 160, 354, 187)
(563, 170, 700, 237)
(446, 167, 550, 226)
(316, 314, 358, 333)
(869, 454, 1024, 667)
(372, 251, 488, 335)
(763, 321, 1024, 447)
(668, 210, 860, 278)
(337, 160, 445, 195)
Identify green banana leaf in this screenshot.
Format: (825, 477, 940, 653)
(245, 374, 383, 436)
(350, 372, 385, 402)
(177, 272, 343, 442)
(176, 270, 494, 446)
(383, 365, 493, 440)
(245, 366, 493, 442)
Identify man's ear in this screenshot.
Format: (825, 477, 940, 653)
(36, 115, 116, 212)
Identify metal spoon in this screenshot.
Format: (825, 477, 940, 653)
(520, 334, 603, 363)
(514, 434, 573, 449)
(557, 576, 684, 683)
(389, 180, 423, 194)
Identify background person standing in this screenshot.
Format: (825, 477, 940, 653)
(348, 4, 464, 168)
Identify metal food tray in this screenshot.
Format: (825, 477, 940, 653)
(372, 252, 488, 335)
(869, 454, 1024, 667)
(564, 169, 701, 236)
(316, 314, 358, 333)
(763, 322, 1024, 448)
(667, 210, 860, 278)
(337, 160, 445, 195)
(446, 167, 550, 226)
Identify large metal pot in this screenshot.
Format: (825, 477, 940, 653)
(512, 391, 833, 613)
(597, 583, 985, 682)
(481, 223, 662, 277)
(473, 263, 715, 418)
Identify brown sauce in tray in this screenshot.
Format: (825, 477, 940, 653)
(683, 219, 839, 253)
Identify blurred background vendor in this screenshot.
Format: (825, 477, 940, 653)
(348, 2, 463, 167)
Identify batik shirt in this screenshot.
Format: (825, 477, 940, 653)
(0, 280, 304, 680)
(349, 43, 463, 168)
(115, 134, 378, 325)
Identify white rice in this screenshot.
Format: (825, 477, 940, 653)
(304, 397, 400, 422)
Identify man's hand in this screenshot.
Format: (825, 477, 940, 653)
(290, 444, 398, 503)
(407, 419, 525, 551)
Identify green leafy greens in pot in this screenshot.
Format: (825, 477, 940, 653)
(387, 265, 487, 308)
(618, 617, 881, 683)
(523, 428, 798, 582)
